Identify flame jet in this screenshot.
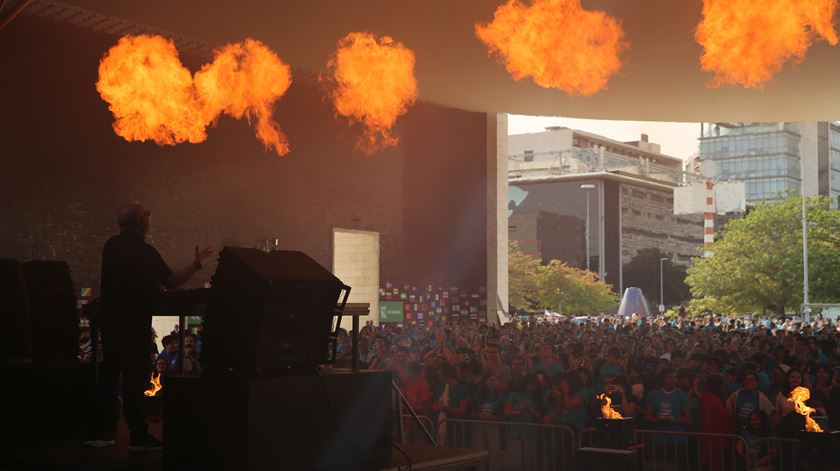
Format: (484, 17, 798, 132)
(325, 32, 418, 156)
(96, 35, 206, 145)
(696, 0, 839, 88)
(195, 39, 292, 156)
(97, 35, 292, 156)
(475, 0, 627, 96)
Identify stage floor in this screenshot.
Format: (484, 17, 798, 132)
(0, 422, 162, 471)
(1, 422, 487, 471)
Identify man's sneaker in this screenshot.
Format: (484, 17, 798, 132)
(127, 432, 162, 453)
(84, 436, 116, 448)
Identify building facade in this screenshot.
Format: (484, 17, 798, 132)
(508, 174, 702, 307)
(507, 127, 702, 308)
(699, 122, 840, 205)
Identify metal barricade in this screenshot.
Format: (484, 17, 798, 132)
(580, 427, 750, 471)
(753, 437, 799, 471)
(401, 414, 435, 445)
(442, 418, 577, 471)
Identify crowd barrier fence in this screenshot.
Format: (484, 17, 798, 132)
(441, 418, 577, 471)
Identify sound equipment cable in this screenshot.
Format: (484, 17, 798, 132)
(313, 366, 381, 471)
(391, 442, 412, 471)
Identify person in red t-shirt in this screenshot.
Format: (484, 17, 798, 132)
(404, 362, 432, 443)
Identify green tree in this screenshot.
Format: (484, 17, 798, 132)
(509, 242, 618, 314)
(686, 194, 840, 315)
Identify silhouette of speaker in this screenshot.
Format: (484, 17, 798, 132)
(0, 259, 29, 362)
(203, 247, 349, 376)
(21, 260, 78, 363)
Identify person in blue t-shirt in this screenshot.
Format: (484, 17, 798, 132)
(644, 368, 691, 448)
(531, 344, 563, 383)
(599, 347, 625, 385)
(157, 335, 180, 372)
(724, 371, 775, 431)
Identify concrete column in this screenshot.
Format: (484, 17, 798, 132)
(487, 113, 508, 324)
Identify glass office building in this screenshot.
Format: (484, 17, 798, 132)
(699, 122, 840, 205)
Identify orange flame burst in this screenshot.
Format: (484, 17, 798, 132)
(96, 35, 206, 145)
(144, 373, 162, 397)
(695, 0, 839, 88)
(326, 32, 418, 156)
(195, 39, 292, 156)
(475, 0, 627, 96)
(788, 387, 823, 432)
(597, 394, 624, 419)
(97, 35, 292, 156)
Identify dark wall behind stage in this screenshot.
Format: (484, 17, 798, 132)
(0, 16, 488, 295)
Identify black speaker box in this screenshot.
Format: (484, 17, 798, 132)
(798, 430, 840, 463)
(203, 247, 346, 376)
(577, 447, 639, 471)
(0, 259, 29, 362)
(163, 369, 392, 470)
(594, 417, 636, 446)
(21, 260, 78, 364)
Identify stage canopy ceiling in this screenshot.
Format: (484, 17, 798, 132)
(23, 0, 840, 122)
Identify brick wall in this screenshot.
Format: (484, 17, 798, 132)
(0, 17, 488, 295)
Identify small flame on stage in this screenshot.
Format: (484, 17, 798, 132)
(144, 373, 162, 397)
(695, 0, 838, 88)
(788, 386, 823, 433)
(597, 394, 623, 419)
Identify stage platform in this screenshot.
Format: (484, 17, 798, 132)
(0, 422, 487, 471)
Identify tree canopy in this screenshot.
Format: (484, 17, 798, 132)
(685, 194, 840, 315)
(509, 242, 618, 314)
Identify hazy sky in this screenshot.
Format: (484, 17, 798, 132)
(508, 115, 702, 161)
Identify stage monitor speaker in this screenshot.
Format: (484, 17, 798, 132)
(203, 247, 348, 376)
(21, 260, 79, 364)
(0, 259, 29, 362)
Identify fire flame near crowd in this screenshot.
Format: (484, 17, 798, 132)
(325, 32, 418, 156)
(144, 373, 162, 397)
(475, 0, 626, 96)
(695, 0, 839, 88)
(788, 386, 823, 433)
(96, 35, 292, 156)
(596, 394, 623, 419)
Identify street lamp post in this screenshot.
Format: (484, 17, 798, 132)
(580, 184, 596, 272)
(659, 257, 668, 315)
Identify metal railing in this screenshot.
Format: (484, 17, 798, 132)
(442, 418, 577, 470)
(752, 437, 799, 471)
(400, 414, 435, 445)
(580, 427, 750, 471)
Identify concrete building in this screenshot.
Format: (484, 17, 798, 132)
(507, 127, 703, 307)
(509, 126, 686, 184)
(699, 122, 840, 205)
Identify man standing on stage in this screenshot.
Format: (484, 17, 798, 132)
(86, 203, 212, 452)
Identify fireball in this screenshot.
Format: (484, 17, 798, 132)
(325, 32, 418, 156)
(696, 0, 839, 88)
(96, 35, 206, 145)
(97, 35, 292, 156)
(475, 0, 627, 96)
(195, 39, 292, 156)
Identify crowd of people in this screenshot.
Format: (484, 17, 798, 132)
(335, 314, 840, 466)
